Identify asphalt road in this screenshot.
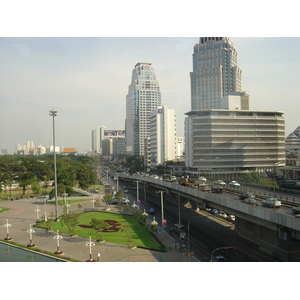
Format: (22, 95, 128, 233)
(111, 178, 275, 262)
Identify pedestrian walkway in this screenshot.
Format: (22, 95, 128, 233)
(0, 197, 198, 262)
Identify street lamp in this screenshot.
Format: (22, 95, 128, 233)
(35, 205, 41, 221)
(53, 230, 63, 255)
(187, 215, 205, 261)
(27, 224, 35, 247)
(4, 219, 12, 240)
(156, 190, 166, 238)
(86, 236, 96, 262)
(49, 109, 59, 221)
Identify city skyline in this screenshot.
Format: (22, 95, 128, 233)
(1, 37, 300, 154)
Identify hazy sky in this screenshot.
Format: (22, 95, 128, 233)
(0, 36, 299, 154)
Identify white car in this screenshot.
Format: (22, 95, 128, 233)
(215, 180, 226, 185)
(262, 198, 281, 208)
(229, 181, 240, 187)
(212, 255, 227, 262)
(198, 176, 207, 182)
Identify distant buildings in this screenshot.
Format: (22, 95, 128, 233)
(91, 125, 106, 154)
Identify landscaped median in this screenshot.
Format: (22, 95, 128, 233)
(34, 211, 167, 252)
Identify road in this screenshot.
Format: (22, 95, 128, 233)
(111, 178, 275, 262)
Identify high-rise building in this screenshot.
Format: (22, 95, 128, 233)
(125, 63, 162, 156)
(149, 106, 177, 167)
(91, 125, 106, 154)
(190, 37, 249, 110)
(185, 109, 285, 177)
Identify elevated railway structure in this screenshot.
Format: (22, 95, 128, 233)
(118, 175, 300, 261)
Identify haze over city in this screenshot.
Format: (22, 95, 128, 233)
(1, 3, 299, 155)
(1, 37, 299, 154)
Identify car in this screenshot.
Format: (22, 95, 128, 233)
(218, 211, 227, 218)
(90, 189, 99, 194)
(148, 208, 156, 214)
(123, 189, 129, 193)
(122, 197, 130, 204)
(215, 180, 226, 185)
(262, 198, 281, 208)
(209, 208, 219, 214)
(211, 185, 223, 193)
(227, 214, 235, 222)
(295, 214, 300, 219)
(198, 176, 207, 182)
(212, 255, 227, 262)
(239, 192, 255, 200)
(229, 180, 240, 187)
(108, 199, 119, 205)
(173, 224, 185, 233)
(243, 198, 258, 206)
(292, 205, 300, 214)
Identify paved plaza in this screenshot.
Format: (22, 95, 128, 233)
(0, 197, 197, 262)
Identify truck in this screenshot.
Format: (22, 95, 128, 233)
(179, 177, 195, 187)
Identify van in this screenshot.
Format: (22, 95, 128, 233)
(173, 224, 185, 234)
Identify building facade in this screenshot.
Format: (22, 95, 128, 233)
(91, 125, 106, 154)
(184, 109, 285, 178)
(125, 62, 162, 156)
(149, 106, 177, 167)
(190, 37, 249, 110)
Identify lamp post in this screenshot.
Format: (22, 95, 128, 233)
(53, 230, 63, 255)
(156, 190, 166, 238)
(27, 224, 35, 247)
(187, 215, 205, 261)
(35, 205, 41, 221)
(4, 219, 12, 240)
(49, 109, 59, 221)
(86, 236, 96, 262)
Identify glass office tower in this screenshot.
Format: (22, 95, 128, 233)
(126, 63, 162, 156)
(190, 37, 243, 110)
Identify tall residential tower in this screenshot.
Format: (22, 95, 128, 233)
(125, 63, 162, 156)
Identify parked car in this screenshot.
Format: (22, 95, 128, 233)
(212, 255, 227, 262)
(227, 214, 235, 222)
(209, 208, 219, 214)
(229, 180, 240, 187)
(292, 205, 300, 214)
(215, 180, 226, 185)
(211, 185, 223, 193)
(243, 198, 258, 206)
(239, 192, 255, 200)
(148, 208, 156, 214)
(262, 198, 281, 208)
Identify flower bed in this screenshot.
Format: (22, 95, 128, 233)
(78, 220, 122, 232)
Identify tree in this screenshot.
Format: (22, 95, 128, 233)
(122, 222, 133, 248)
(76, 164, 96, 190)
(59, 206, 81, 236)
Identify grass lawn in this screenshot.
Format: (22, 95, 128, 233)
(36, 211, 165, 251)
(0, 207, 10, 213)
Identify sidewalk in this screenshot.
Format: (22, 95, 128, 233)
(0, 197, 198, 262)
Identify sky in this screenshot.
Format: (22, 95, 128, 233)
(0, 3, 299, 154)
(1, 36, 299, 154)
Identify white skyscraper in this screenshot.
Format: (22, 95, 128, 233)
(126, 63, 162, 156)
(150, 106, 177, 167)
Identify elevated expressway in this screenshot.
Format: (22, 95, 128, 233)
(119, 175, 300, 261)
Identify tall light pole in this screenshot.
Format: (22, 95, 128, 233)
(49, 109, 59, 221)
